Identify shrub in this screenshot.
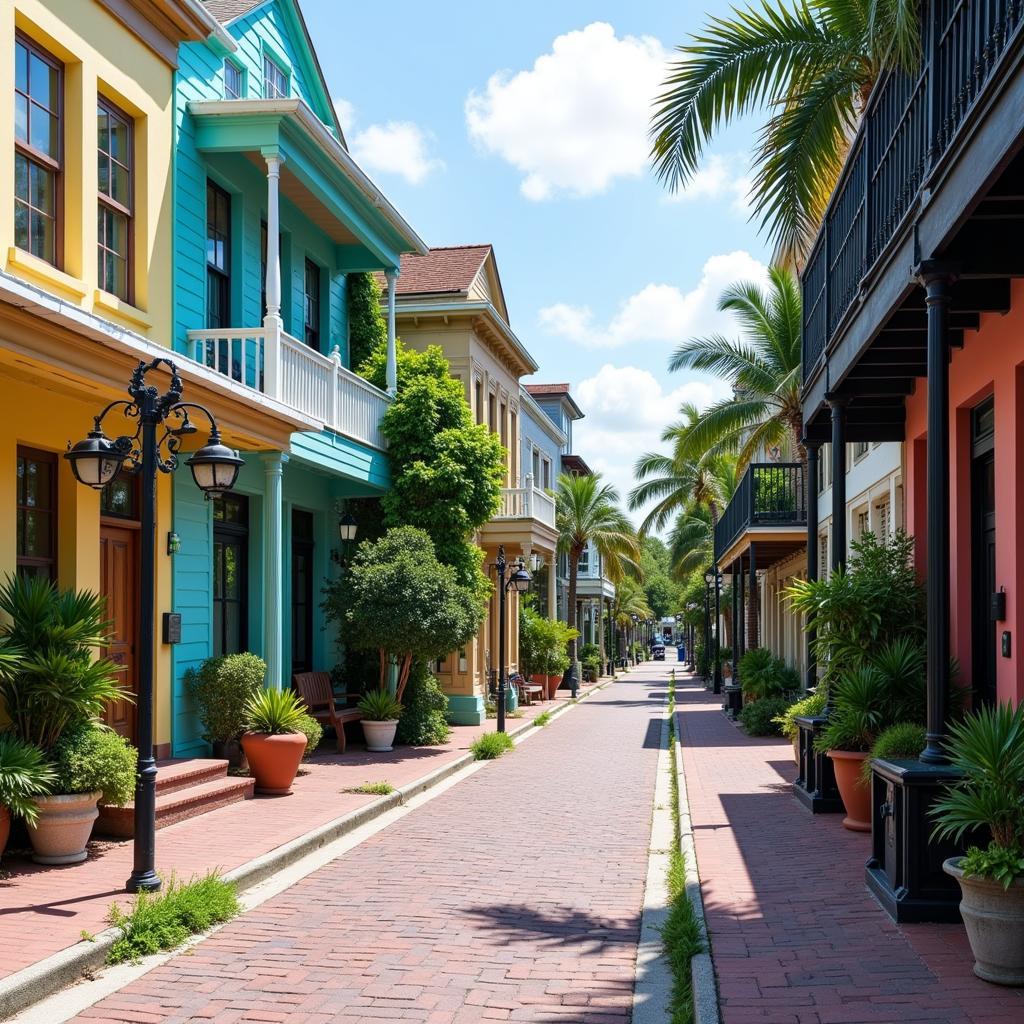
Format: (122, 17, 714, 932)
(470, 732, 514, 760)
(244, 688, 306, 735)
(862, 722, 926, 781)
(534, 711, 552, 727)
(739, 648, 799, 700)
(739, 696, 794, 737)
(296, 713, 323, 758)
(519, 608, 576, 677)
(347, 781, 394, 795)
(396, 661, 450, 746)
(106, 873, 239, 964)
(50, 722, 137, 806)
(772, 689, 826, 740)
(0, 733, 55, 824)
(186, 653, 266, 746)
(357, 689, 403, 722)
(0, 575, 127, 750)
(580, 642, 602, 680)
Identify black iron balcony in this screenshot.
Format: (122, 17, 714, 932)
(801, 0, 1024, 383)
(713, 462, 807, 562)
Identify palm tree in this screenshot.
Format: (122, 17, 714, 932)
(668, 266, 803, 470)
(650, 0, 920, 257)
(555, 473, 641, 666)
(611, 575, 652, 664)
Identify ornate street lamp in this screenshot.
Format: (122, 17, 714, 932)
(331, 508, 359, 567)
(66, 359, 243, 893)
(703, 567, 723, 694)
(493, 545, 530, 733)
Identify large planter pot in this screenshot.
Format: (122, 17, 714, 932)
(27, 792, 101, 865)
(944, 858, 1024, 985)
(544, 674, 562, 700)
(0, 806, 10, 858)
(211, 738, 247, 770)
(361, 719, 399, 753)
(240, 732, 306, 795)
(827, 750, 872, 832)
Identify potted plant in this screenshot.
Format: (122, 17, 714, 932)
(186, 653, 266, 766)
(31, 721, 136, 864)
(773, 689, 827, 764)
(0, 733, 56, 858)
(357, 690, 404, 752)
(932, 702, 1024, 986)
(240, 688, 309, 795)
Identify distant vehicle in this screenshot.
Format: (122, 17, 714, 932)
(652, 643, 666, 661)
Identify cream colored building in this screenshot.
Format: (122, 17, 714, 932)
(386, 245, 558, 723)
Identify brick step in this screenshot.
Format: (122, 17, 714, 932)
(96, 774, 254, 837)
(154, 758, 230, 796)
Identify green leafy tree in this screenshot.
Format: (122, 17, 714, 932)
(555, 473, 640, 664)
(347, 272, 387, 371)
(650, 0, 921, 257)
(323, 527, 483, 701)
(668, 267, 804, 470)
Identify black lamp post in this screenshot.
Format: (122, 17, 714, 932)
(331, 508, 359, 566)
(709, 568, 723, 694)
(702, 578, 712, 684)
(494, 545, 531, 733)
(66, 359, 243, 893)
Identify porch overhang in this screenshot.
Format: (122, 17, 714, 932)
(717, 530, 806, 576)
(478, 517, 558, 557)
(189, 99, 428, 269)
(288, 429, 390, 494)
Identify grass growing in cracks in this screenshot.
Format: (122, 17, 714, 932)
(664, 670, 704, 1023)
(470, 731, 514, 760)
(347, 781, 395, 795)
(106, 873, 240, 964)
(534, 711, 553, 727)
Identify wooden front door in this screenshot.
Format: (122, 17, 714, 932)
(100, 523, 139, 741)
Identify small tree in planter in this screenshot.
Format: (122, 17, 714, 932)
(186, 653, 266, 764)
(324, 527, 483, 749)
(520, 608, 577, 699)
(932, 702, 1024, 986)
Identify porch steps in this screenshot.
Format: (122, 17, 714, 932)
(95, 758, 254, 837)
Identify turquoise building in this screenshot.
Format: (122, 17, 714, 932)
(169, 0, 425, 755)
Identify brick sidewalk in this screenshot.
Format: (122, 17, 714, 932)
(0, 684, 602, 981)
(675, 676, 1024, 1024)
(64, 670, 666, 1024)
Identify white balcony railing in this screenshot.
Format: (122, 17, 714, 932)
(187, 326, 390, 451)
(494, 475, 556, 529)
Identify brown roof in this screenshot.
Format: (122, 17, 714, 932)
(203, 0, 264, 21)
(524, 383, 570, 396)
(385, 245, 492, 296)
(560, 454, 593, 476)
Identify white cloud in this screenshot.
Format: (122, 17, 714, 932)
(539, 250, 770, 349)
(465, 22, 669, 200)
(666, 153, 752, 214)
(333, 98, 443, 185)
(572, 365, 731, 522)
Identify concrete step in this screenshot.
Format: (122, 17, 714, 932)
(96, 768, 254, 837)
(154, 758, 230, 796)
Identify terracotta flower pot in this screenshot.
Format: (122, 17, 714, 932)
(361, 720, 399, 753)
(828, 750, 872, 832)
(944, 858, 1024, 985)
(28, 792, 101, 864)
(241, 732, 306, 795)
(544, 674, 562, 700)
(0, 806, 10, 858)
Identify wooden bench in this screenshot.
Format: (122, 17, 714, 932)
(293, 672, 363, 753)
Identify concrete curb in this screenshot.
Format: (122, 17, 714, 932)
(0, 679, 614, 1021)
(674, 677, 720, 1024)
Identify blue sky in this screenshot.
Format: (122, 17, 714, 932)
(302, 0, 772, 511)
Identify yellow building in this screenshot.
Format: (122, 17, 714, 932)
(385, 245, 558, 724)
(0, 0, 303, 756)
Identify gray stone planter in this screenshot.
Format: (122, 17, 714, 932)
(361, 719, 398, 753)
(944, 857, 1024, 985)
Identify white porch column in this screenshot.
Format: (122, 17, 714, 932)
(262, 148, 285, 399)
(262, 452, 288, 689)
(385, 267, 398, 396)
(524, 472, 534, 518)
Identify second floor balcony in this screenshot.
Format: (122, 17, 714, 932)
(482, 474, 558, 555)
(714, 462, 807, 572)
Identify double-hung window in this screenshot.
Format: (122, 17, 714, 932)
(14, 35, 62, 266)
(263, 56, 288, 99)
(206, 181, 231, 330)
(224, 61, 243, 100)
(97, 99, 133, 300)
(16, 447, 57, 580)
(303, 258, 320, 350)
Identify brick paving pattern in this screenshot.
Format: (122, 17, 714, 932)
(675, 675, 1024, 1024)
(0, 690, 586, 979)
(68, 672, 665, 1023)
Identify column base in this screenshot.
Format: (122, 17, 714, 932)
(793, 715, 844, 813)
(722, 683, 743, 719)
(446, 695, 485, 727)
(865, 758, 980, 923)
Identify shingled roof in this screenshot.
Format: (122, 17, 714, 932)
(386, 245, 493, 297)
(204, 0, 264, 22)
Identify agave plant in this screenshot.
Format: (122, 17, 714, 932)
(357, 689, 404, 722)
(244, 688, 307, 735)
(0, 733, 56, 825)
(931, 702, 1024, 855)
(0, 575, 128, 751)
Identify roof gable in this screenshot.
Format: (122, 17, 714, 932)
(388, 245, 491, 297)
(207, 0, 342, 139)
(467, 249, 510, 323)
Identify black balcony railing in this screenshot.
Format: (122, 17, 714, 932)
(713, 462, 807, 561)
(801, 0, 1024, 381)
